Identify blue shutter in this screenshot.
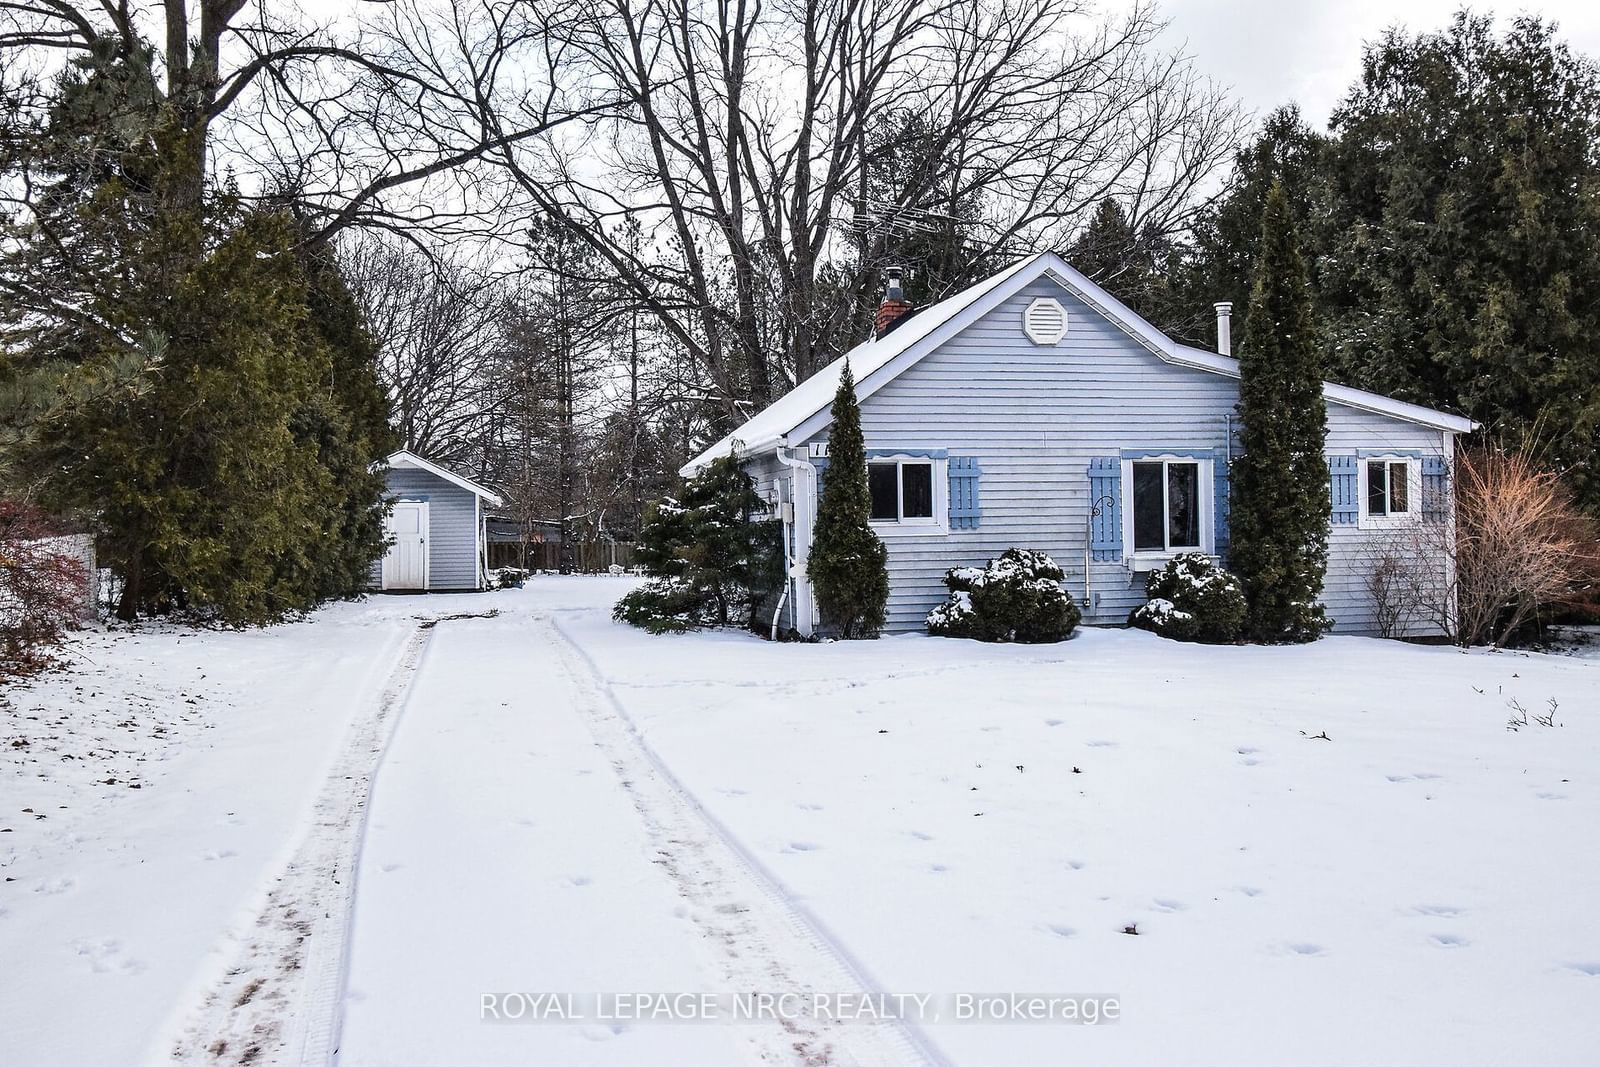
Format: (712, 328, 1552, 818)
(1328, 454, 1359, 524)
(1213, 449, 1231, 558)
(1088, 457, 1123, 561)
(948, 456, 981, 529)
(1421, 454, 1448, 523)
(811, 457, 829, 503)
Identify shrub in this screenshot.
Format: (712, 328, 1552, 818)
(1, 501, 89, 678)
(1128, 553, 1247, 643)
(926, 548, 1080, 643)
(1410, 446, 1598, 646)
(1362, 532, 1428, 639)
(492, 567, 530, 590)
(612, 577, 712, 634)
(619, 452, 782, 634)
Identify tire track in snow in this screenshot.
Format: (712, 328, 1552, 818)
(547, 612, 949, 1067)
(168, 617, 442, 1067)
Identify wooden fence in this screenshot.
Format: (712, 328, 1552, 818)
(487, 541, 639, 574)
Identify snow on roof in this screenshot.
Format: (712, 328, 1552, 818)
(386, 450, 505, 507)
(681, 255, 1043, 473)
(681, 252, 1476, 475)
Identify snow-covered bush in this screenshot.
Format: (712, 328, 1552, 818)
(1128, 553, 1246, 643)
(926, 548, 1080, 643)
(612, 577, 714, 634)
(491, 567, 530, 590)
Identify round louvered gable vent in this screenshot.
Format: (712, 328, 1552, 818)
(1024, 297, 1067, 345)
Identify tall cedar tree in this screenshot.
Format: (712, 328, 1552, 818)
(807, 363, 889, 637)
(1229, 182, 1331, 642)
(293, 237, 402, 600)
(1323, 14, 1600, 510)
(1171, 17, 1600, 513)
(8, 53, 396, 622)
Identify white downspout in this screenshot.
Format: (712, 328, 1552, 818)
(770, 476, 792, 640)
(775, 441, 816, 637)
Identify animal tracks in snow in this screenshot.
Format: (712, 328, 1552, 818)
(71, 936, 144, 975)
(1282, 942, 1327, 958)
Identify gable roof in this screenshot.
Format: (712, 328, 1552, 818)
(386, 450, 504, 507)
(682, 252, 1476, 475)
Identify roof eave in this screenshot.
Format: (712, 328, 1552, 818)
(387, 449, 505, 506)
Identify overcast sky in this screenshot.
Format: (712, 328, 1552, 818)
(1137, 0, 1600, 124)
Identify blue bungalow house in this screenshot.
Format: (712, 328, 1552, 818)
(682, 252, 1476, 637)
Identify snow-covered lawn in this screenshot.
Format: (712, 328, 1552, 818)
(553, 585, 1600, 1066)
(3, 576, 1596, 1066)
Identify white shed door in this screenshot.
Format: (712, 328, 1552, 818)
(383, 501, 429, 590)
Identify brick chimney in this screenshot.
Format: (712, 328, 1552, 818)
(874, 267, 912, 339)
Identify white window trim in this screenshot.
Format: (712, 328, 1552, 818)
(867, 454, 949, 536)
(1120, 455, 1214, 570)
(1358, 455, 1423, 529)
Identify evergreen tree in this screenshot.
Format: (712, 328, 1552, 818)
(623, 452, 781, 631)
(5, 54, 401, 623)
(28, 206, 343, 623)
(1229, 182, 1331, 643)
(1069, 197, 1186, 331)
(1322, 13, 1600, 509)
(292, 236, 401, 600)
(1167, 18, 1600, 514)
(807, 363, 888, 638)
(1169, 106, 1331, 348)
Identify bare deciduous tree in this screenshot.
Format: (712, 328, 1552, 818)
(0, 0, 601, 254)
(342, 235, 506, 465)
(485, 0, 1243, 422)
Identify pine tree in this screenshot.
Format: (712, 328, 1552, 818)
(1069, 197, 1185, 331)
(807, 363, 888, 637)
(626, 452, 781, 631)
(1229, 182, 1331, 642)
(1168, 106, 1330, 348)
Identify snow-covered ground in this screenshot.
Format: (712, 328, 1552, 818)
(3, 577, 1597, 1066)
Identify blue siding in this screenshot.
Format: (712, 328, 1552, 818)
(794, 275, 1453, 637)
(370, 466, 483, 591)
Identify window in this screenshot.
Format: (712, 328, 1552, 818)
(1132, 459, 1202, 552)
(865, 456, 944, 531)
(1360, 455, 1420, 526)
(1366, 459, 1409, 516)
(1123, 455, 1210, 563)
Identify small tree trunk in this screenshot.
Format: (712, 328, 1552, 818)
(116, 553, 143, 622)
